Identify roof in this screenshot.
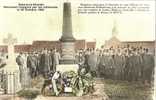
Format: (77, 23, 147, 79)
(122, 41, 154, 43)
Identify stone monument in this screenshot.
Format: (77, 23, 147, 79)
(3, 33, 21, 94)
(59, 2, 76, 64)
(57, 2, 78, 74)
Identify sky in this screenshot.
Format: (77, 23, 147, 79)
(0, 0, 155, 48)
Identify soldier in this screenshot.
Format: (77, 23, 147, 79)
(39, 49, 51, 78)
(131, 49, 139, 81)
(34, 52, 40, 76)
(114, 49, 123, 80)
(52, 49, 60, 72)
(109, 48, 115, 79)
(121, 51, 126, 80)
(48, 49, 54, 72)
(0, 52, 6, 69)
(103, 49, 109, 78)
(96, 50, 102, 77)
(113, 52, 117, 80)
(139, 48, 145, 82)
(142, 48, 154, 85)
(77, 52, 85, 69)
(124, 49, 133, 81)
(97, 50, 105, 77)
(103, 49, 111, 79)
(36, 51, 42, 75)
(135, 49, 143, 81)
(84, 49, 90, 72)
(88, 49, 98, 77)
(27, 52, 38, 78)
(16, 52, 26, 87)
(75, 51, 79, 64)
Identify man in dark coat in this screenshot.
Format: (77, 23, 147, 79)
(103, 49, 110, 78)
(0, 52, 6, 69)
(52, 49, 60, 72)
(34, 52, 40, 76)
(142, 49, 154, 85)
(125, 51, 133, 81)
(84, 49, 90, 72)
(39, 49, 51, 78)
(16, 53, 25, 82)
(108, 49, 116, 79)
(97, 51, 105, 77)
(88, 50, 98, 77)
(27, 52, 38, 78)
(131, 50, 139, 81)
(120, 54, 126, 80)
(49, 49, 54, 72)
(114, 51, 123, 80)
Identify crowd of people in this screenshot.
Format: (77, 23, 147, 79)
(76, 46, 154, 85)
(0, 45, 155, 87)
(16, 49, 61, 79)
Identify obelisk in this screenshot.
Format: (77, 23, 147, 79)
(60, 2, 76, 64)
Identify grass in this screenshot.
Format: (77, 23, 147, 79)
(17, 88, 40, 99)
(30, 75, 45, 90)
(103, 79, 153, 100)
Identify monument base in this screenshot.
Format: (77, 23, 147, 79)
(59, 59, 75, 64)
(3, 63, 21, 94)
(60, 42, 75, 64)
(56, 64, 79, 93)
(56, 64, 79, 73)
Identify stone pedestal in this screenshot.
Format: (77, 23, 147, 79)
(60, 42, 75, 64)
(2, 34, 21, 94)
(56, 64, 79, 73)
(3, 61, 21, 94)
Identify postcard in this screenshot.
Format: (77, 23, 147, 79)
(0, 0, 155, 100)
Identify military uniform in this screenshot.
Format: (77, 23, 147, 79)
(27, 54, 38, 78)
(39, 52, 51, 78)
(52, 51, 60, 72)
(114, 54, 123, 80)
(142, 53, 154, 83)
(88, 52, 98, 77)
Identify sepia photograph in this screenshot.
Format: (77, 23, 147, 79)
(0, 0, 155, 100)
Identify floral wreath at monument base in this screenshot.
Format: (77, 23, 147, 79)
(42, 68, 95, 96)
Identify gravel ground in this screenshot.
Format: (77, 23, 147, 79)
(1, 79, 152, 100)
(0, 79, 109, 100)
(104, 79, 153, 100)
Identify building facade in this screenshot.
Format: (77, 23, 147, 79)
(0, 39, 96, 53)
(104, 37, 155, 54)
